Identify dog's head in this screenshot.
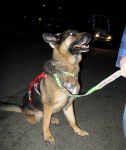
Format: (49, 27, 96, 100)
(42, 30, 92, 55)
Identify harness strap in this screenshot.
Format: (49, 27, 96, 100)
(27, 71, 73, 104)
(28, 72, 47, 104)
(29, 72, 47, 92)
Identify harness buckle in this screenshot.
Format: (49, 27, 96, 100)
(34, 83, 41, 96)
(28, 91, 31, 99)
(34, 83, 38, 90)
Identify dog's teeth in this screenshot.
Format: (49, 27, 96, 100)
(74, 44, 89, 49)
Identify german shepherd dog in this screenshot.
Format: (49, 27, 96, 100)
(0, 30, 91, 144)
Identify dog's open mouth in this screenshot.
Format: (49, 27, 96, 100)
(73, 44, 89, 52)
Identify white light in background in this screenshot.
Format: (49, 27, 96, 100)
(38, 18, 42, 26)
(38, 18, 42, 22)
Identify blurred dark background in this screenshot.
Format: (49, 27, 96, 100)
(1, 1, 126, 50)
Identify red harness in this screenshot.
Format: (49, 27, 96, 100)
(28, 72, 47, 104)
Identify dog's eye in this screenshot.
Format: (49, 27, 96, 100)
(70, 32, 76, 36)
(70, 32, 73, 36)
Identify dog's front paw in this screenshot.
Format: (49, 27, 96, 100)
(44, 134, 55, 144)
(73, 126, 89, 136)
(77, 129, 89, 136)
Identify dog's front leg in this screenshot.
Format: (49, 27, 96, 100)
(63, 97, 75, 110)
(43, 104, 54, 144)
(63, 104, 89, 136)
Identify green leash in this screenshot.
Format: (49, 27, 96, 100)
(54, 70, 122, 97)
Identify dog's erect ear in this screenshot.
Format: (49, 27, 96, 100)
(42, 33, 61, 48)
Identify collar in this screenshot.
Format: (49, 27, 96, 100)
(59, 71, 76, 77)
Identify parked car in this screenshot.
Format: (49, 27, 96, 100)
(93, 28, 113, 45)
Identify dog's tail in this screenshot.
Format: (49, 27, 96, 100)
(0, 101, 23, 113)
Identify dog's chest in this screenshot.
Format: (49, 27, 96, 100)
(53, 94, 68, 113)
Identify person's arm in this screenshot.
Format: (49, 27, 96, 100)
(120, 54, 126, 78)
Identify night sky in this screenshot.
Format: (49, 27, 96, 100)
(1, 1, 125, 22)
(1, 0, 125, 51)
(1, 1, 126, 34)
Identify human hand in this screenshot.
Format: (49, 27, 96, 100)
(120, 54, 126, 78)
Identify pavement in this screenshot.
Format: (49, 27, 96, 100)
(0, 32, 126, 150)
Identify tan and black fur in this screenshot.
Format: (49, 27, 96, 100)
(0, 30, 92, 144)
